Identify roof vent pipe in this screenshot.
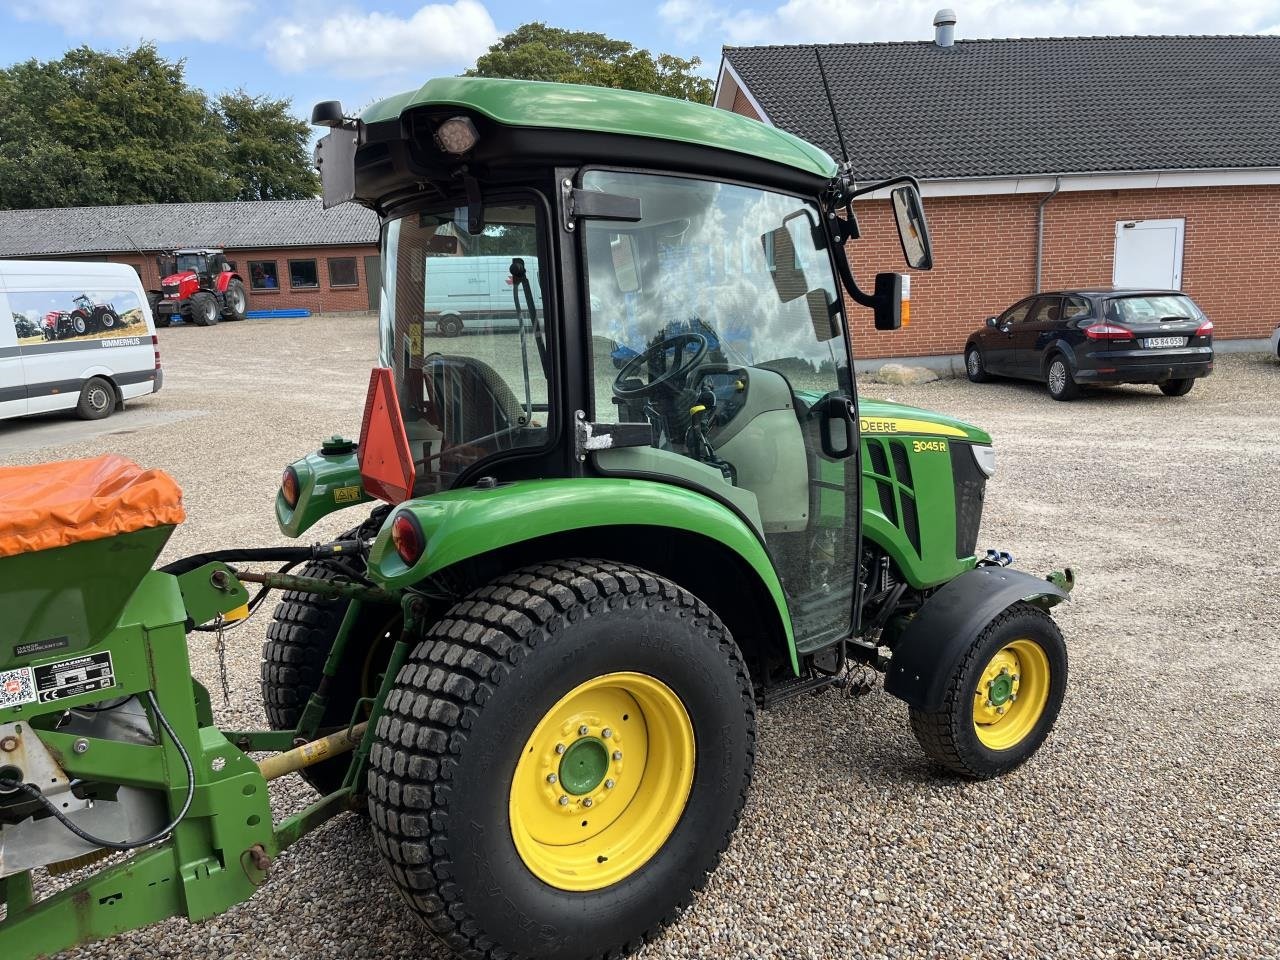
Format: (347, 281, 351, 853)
(933, 9, 957, 47)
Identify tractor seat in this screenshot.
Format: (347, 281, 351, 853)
(0, 454, 185, 558)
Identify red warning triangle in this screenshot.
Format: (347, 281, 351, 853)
(358, 367, 416, 504)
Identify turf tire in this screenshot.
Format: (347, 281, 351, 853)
(367, 559, 756, 960)
(909, 601, 1067, 779)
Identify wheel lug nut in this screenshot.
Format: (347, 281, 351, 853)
(605, 779, 615, 789)
(612, 751, 622, 761)
(996, 706, 1006, 715)
(583, 798, 593, 808)
(555, 744, 566, 755)
(1010, 694, 1018, 702)
(547, 774, 558, 784)
(1000, 666, 1009, 675)
(578, 725, 589, 736)
(601, 728, 612, 739)
(558, 795, 569, 806)
(1012, 674, 1019, 682)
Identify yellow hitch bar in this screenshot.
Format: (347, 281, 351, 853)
(257, 722, 368, 782)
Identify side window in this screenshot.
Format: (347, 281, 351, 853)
(1026, 297, 1062, 324)
(328, 257, 359, 288)
(1063, 296, 1091, 321)
(249, 261, 279, 290)
(1001, 299, 1034, 325)
(289, 260, 319, 289)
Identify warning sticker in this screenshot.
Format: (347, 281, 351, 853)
(0, 667, 37, 708)
(32, 652, 116, 703)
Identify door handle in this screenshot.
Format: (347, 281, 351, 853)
(816, 395, 855, 460)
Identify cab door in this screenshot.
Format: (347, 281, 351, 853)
(0, 279, 29, 420)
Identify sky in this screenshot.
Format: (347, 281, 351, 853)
(1, 0, 1278, 120)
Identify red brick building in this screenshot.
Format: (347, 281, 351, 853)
(716, 29, 1280, 360)
(0, 199, 379, 315)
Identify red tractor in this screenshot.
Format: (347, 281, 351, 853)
(148, 249, 248, 327)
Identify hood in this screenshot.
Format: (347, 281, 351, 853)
(858, 398, 991, 445)
(161, 271, 194, 286)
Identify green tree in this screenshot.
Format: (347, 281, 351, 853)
(218, 91, 319, 201)
(468, 23, 714, 104)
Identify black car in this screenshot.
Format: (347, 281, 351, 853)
(964, 289, 1214, 400)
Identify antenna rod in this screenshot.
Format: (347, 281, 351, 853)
(813, 46, 850, 165)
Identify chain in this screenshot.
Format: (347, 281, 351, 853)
(214, 614, 231, 706)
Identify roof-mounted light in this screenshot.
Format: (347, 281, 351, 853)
(435, 116, 479, 156)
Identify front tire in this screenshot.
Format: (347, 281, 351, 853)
(965, 344, 991, 383)
(1159, 378, 1195, 397)
(76, 376, 115, 420)
(98, 309, 119, 330)
(1046, 354, 1080, 401)
(909, 601, 1067, 779)
(367, 559, 755, 960)
(190, 291, 220, 326)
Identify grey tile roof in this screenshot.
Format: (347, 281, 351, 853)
(0, 199, 378, 257)
(723, 35, 1280, 180)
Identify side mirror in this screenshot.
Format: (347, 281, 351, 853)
(806, 289, 837, 342)
(890, 183, 934, 270)
(610, 234, 641, 293)
(985, 316, 999, 328)
(311, 100, 346, 127)
(761, 225, 806, 304)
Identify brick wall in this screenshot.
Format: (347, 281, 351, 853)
(845, 183, 1280, 359)
(107, 243, 379, 314)
(730, 88, 762, 121)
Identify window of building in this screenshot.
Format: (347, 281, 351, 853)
(328, 257, 359, 287)
(248, 260, 280, 290)
(289, 259, 319, 288)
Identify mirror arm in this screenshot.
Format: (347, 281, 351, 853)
(838, 173, 923, 202)
(830, 237, 876, 308)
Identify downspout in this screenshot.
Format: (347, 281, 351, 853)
(1034, 177, 1062, 293)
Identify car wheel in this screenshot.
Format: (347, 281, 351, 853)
(965, 345, 991, 383)
(438, 315, 463, 337)
(1159, 378, 1195, 397)
(76, 376, 115, 420)
(1046, 355, 1080, 401)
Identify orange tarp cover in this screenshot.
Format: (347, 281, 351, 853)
(0, 454, 184, 558)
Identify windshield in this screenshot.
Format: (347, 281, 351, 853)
(380, 200, 551, 495)
(1105, 294, 1204, 323)
(175, 254, 204, 274)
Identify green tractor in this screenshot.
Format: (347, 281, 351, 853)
(0, 78, 1073, 960)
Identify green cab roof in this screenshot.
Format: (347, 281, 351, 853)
(361, 76, 837, 181)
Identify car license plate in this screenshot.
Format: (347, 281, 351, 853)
(1143, 336, 1187, 349)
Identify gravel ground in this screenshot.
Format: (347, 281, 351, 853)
(5, 315, 1278, 959)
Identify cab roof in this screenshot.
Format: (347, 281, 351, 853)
(360, 76, 837, 182)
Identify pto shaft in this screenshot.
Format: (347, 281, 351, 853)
(257, 723, 368, 782)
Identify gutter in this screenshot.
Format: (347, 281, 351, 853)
(1034, 177, 1061, 294)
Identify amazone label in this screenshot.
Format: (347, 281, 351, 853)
(32, 652, 115, 703)
(333, 484, 362, 504)
(860, 417, 967, 438)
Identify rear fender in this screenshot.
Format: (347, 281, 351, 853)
(276, 446, 372, 537)
(367, 478, 798, 671)
(1042, 340, 1079, 377)
(883, 565, 1071, 711)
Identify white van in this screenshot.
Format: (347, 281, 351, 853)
(0, 260, 161, 422)
(424, 255, 543, 337)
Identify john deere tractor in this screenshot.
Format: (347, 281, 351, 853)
(0, 78, 1072, 960)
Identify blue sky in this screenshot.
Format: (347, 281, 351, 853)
(1, 1, 1278, 121)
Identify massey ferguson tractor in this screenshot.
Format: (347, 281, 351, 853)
(148, 248, 248, 327)
(0, 78, 1076, 960)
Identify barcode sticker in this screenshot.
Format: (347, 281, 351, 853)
(0, 667, 37, 708)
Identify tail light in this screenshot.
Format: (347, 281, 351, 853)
(1085, 323, 1133, 341)
(391, 511, 425, 566)
(1195, 319, 1214, 337)
(280, 466, 300, 508)
(151, 334, 161, 369)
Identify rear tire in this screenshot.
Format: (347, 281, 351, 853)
(262, 559, 399, 796)
(98, 309, 119, 330)
(965, 344, 991, 383)
(367, 559, 755, 960)
(909, 602, 1067, 779)
(1159, 378, 1195, 397)
(190, 292, 220, 326)
(223, 279, 248, 321)
(76, 376, 115, 420)
(1046, 355, 1080, 401)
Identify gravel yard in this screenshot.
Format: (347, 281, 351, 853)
(6, 315, 1278, 960)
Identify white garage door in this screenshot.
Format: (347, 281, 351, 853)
(1113, 218, 1184, 289)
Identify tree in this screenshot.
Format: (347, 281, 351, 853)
(219, 92, 319, 201)
(0, 45, 318, 210)
(468, 23, 714, 104)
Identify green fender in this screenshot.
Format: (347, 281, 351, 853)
(275, 442, 372, 539)
(366, 478, 798, 672)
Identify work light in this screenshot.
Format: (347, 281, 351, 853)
(434, 116, 479, 155)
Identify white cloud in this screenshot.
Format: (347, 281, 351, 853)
(264, 1, 499, 78)
(7, 0, 252, 41)
(664, 0, 1280, 48)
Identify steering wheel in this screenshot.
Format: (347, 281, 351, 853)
(612, 332, 710, 400)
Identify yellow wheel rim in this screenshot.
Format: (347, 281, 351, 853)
(509, 672, 695, 892)
(972, 638, 1050, 750)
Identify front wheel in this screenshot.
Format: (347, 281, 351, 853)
(1159, 378, 1195, 397)
(1046, 355, 1080, 401)
(76, 376, 115, 420)
(98, 309, 118, 330)
(190, 291, 220, 326)
(965, 344, 991, 383)
(909, 601, 1067, 779)
(367, 560, 755, 960)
